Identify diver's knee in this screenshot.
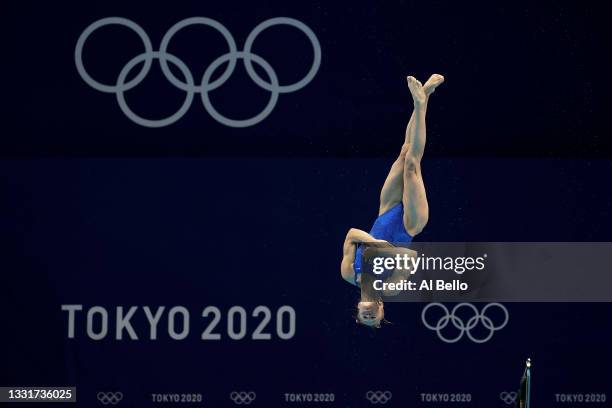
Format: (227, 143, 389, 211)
(406, 224, 423, 237)
(403, 155, 419, 176)
(404, 216, 428, 237)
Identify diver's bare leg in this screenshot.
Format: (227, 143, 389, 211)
(379, 74, 443, 215)
(404, 73, 443, 146)
(379, 94, 427, 214)
(402, 75, 444, 236)
(379, 145, 408, 215)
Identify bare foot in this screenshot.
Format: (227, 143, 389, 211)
(406, 76, 426, 106)
(423, 74, 445, 97)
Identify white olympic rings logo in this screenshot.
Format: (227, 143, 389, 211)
(500, 391, 518, 405)
(421, 303, 509, 343)
(230, 391, 256, 404)
(365, 391, 392, 404)
(75, 17, 321, 128)
(97, 391, 123, 405)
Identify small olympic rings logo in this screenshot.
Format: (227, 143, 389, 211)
(500, 391, 518, 405)
(75, 17, 321, 128)
(97, 391, 123, 405)
(365, 391, 392, 404)
(421, 303, 509, 343)
(230, 391, 256, 404)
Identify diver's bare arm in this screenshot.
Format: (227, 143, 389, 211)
(342, 228, 376, 261)
(341, 228, 388, 283)
(344, 228, 393, 248)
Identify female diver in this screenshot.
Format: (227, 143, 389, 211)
(340, 73, 445, 328)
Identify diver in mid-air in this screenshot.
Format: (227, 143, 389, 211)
(340, 73, 445, 328)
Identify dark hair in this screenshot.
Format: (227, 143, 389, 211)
(359, 270, 384, 303)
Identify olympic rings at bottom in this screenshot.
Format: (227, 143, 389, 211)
(421, 302, 509, 343)
(365, 391, 392, 404)
(230, 391, 256, 405)
(500, 391, 518, 405)
(97, 391, 123, 405)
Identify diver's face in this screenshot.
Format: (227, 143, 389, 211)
(358, 301, 381, 326)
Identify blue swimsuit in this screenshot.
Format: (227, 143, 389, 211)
(353, 203, 413, 285)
